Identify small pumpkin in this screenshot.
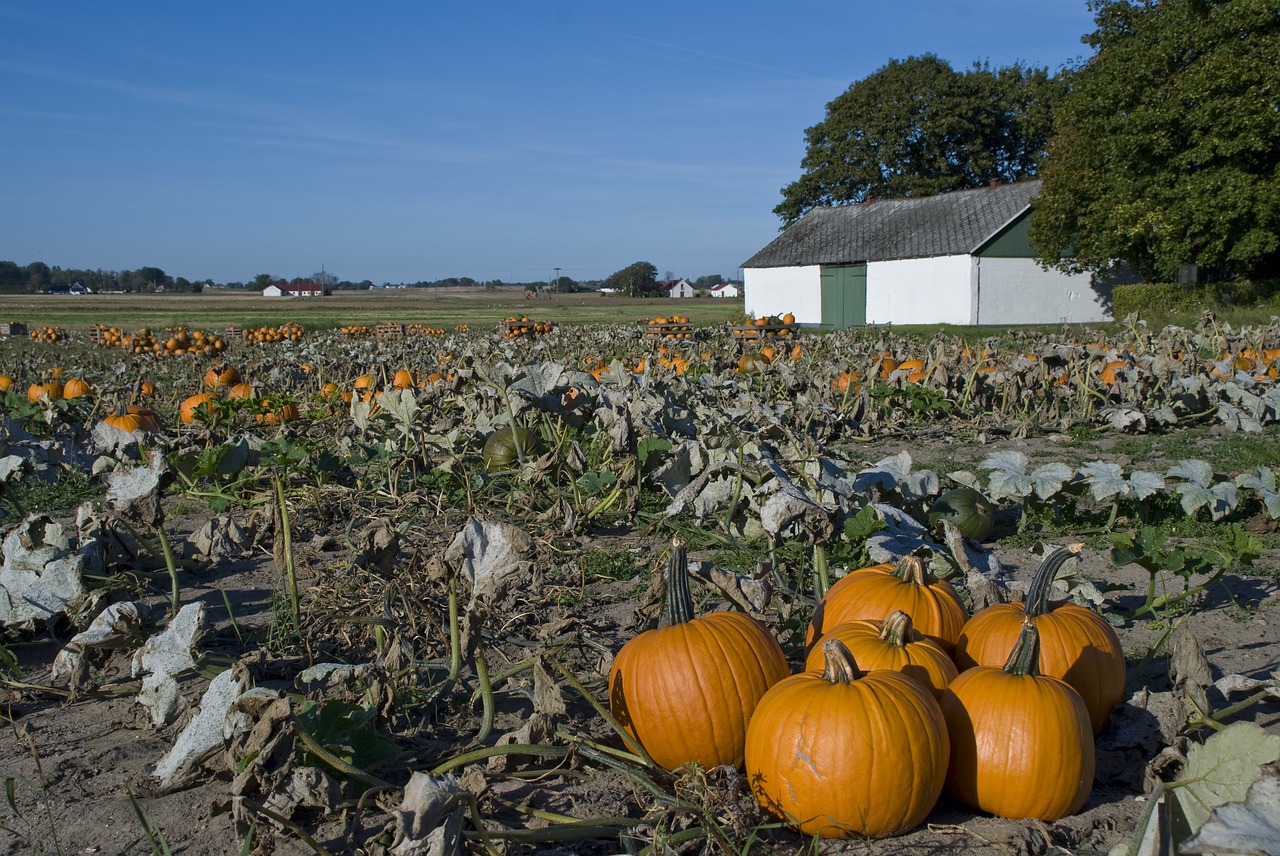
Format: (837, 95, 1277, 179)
(482, 425, 542, 472)
(804, 611, 957, 700)
(941, 618, 1094, 821)
(180, 393, 217, 424)
(608, 538, 788, 771)
(745, 639, 949, 839)
(808, 556, 966, 654)
(0, 375, 13, 392)
(203, 363, 242, 388)
(227, 382, 255, 400)
(105, 405, 160, 434)
(926, 486, 995, 541)
(391, 369, 416, 390)
(256, 399, 300, 425)
(27, 381, 62, 403)
(954, 544, 1125, 734)
(737, 352, 769, 375)
(62, 377, 93, 400)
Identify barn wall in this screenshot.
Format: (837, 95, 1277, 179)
(974, 257, 1112, 324)
(866, 255, 973, 325)
(743, 266, 822, 323)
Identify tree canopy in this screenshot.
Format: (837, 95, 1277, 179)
(1030, 0, 1280, 281)
(603, 261, 659, 297)
(775, 55, 1064, 224)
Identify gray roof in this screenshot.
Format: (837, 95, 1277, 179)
(742, 180, 1040, 268)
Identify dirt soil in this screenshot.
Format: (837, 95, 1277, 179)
(4, 434, 1280, 856)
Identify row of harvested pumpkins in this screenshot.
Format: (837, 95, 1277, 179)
(609, 542, 1122, 840)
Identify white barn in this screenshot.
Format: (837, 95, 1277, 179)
(741, 180, 1115, 327)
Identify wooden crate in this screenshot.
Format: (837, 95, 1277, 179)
(645, 322, 695, 340)
(0, 322, 28, 337)
(730, 323, 799, 343)
(376, 322, 405, 339)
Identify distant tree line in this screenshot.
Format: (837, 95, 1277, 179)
(1, 259, 732, 297)
(0, 261, 206, 294)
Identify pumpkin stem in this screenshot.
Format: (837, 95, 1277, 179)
(879, 610, 915, 649)
(891, 555, 931, 586)
(664, 538, 696, 626)
(821, 639, 864, 684)
(1024, 544, 1084, 617)
(1002, 617, 1043, 677)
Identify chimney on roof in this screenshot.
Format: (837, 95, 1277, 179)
(864, 195, 875, 205)
(987, 177, 1004, 188)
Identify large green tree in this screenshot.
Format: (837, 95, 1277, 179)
(604, 261, 659, 297)
(775, 55, 1064, 224)
(1031, 0, 1280, 281)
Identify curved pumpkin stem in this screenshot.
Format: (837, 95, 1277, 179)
(821, 639, 864, 684)
(1002, 617, 1043, 677)
(891, 555, 932, 586)
(1024, 544, 1084, 617)
(664, 537, 695, 626)
(879, 610, 916, 649)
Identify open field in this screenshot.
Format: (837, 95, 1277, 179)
(0, 288, 748, 332)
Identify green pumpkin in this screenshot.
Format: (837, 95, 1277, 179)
(927, 487, 995, 541)
(482, 425, 541, 472)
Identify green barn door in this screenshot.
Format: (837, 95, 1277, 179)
(820, 265, 866, 328)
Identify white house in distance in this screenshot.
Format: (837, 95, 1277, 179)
(741, 180, 1115, 327)
(709, 282, 741, 298)
(263, 281, 326, 298)
(662, 279, 697, 298)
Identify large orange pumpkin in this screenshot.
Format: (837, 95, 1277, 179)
(941, 618, 1094, 821)
(954, 544, 1124, 734)
(808, 556, 966, 654)
(745, 639, 949, 839)
(608, 538, 788, 771)
(805, 610, 957, 700)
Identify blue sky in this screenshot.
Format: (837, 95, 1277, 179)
(2, 2, 1097, 285)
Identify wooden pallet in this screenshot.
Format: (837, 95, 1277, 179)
(376, 322, 405, 339)
(729, 323, 799, 343)
(0, 322, 28, 337)
(645, 322, 695, 340)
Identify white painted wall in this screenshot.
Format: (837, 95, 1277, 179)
(744, 265, 822, 323)
(975, 257, 1112, 324)
(866, 255, 972, 325)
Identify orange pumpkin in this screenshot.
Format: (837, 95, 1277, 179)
(180, 393, 217, 424)
(391, 369, 416, 390)
(745, 639, 949, 838)
(808, 556, 967, 654)
(256, 399, 300, 425)
(805, 611, 957, 700)
(608, 538, 788, 771)
(105, 405, 160, 434)
(941, 618, 1094, 820)
(27, 381, 62, 403)
(61, 377, 92, 400)
(954, 545, 1125, 734)
(0, 375, 13, 392)
(203, 363, 242, 388)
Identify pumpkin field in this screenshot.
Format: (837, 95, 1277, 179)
(3, 299, 1280, 855)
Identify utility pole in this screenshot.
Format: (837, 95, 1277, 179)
(553, 267, 561, 294)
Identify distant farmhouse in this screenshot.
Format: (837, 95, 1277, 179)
(709, 282, 741, 298)
(661, 279, 697, 298)
(263, 281, 326, 298)
(741, 180, 1117, 328)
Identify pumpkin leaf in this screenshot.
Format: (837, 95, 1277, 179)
(1168, 722, 1280, 845)
(1181, 766, 1280, 855)
(1128, 470, 1167, 501)
(980, 451, 1032, 501)
(1079, 460, 1130, 501)
(1028, 462, 1076, 500)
